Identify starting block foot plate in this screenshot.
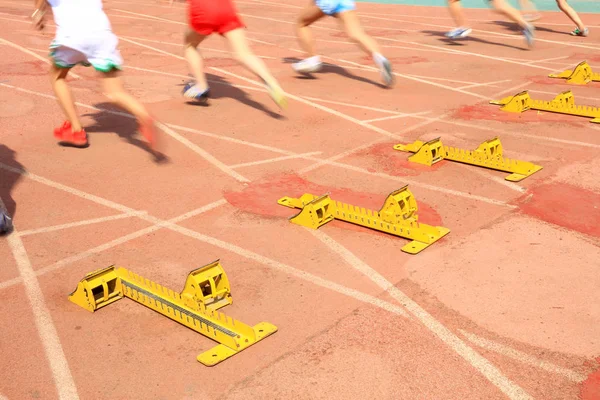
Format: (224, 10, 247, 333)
(402, 226, 450, 254)
(197, 322, 278, 366)
(505, 164, 543, 182)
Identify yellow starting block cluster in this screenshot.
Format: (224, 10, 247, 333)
(548, 61, 600, 85)
(69, 260, 277, 367)
(70, 59, 597, 368)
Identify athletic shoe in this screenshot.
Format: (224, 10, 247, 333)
(264, 80, 288, 109)
(139, 116, 158, 150)
(376, 56, 395, 87)
(445, 27, 472, 39)
(182, 81, 210, 104)
(0, 211, 13, 235)
(54, 120, 88, 147)
(292, 56, 323, 74)
(523, 24, 535, 48)
(571, 27, 589, 37)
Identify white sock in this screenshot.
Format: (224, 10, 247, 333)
(303, 55, 321, 64)
(372, 52, 386, 66)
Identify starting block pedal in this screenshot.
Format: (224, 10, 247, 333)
(490, 90, 600, 123)
(548, 61, 600, 85)
(68, 260, 277, 366)
(278, 186, 449, 254)
(393, 137, 542, 182)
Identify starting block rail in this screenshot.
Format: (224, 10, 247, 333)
(69, 260, 277, 366)
(490, 90, 600, 123)
(393, 137, 542, 182)
(277, 186, 449, 254)
(548, 61, 600, 85)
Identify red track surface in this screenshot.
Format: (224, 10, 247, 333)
(1, 0, 599, 399)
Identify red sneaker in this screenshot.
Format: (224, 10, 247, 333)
(139, 116, 158, 150)
(54, 121, 88, 147)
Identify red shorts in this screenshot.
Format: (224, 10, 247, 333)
(188, 0, 245, 35)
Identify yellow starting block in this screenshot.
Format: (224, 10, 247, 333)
(69, 260, 277, 366)
(393, 137, 542, 182)
(548, 61, 600, 85)
(278, 186, 449, 254)
(490, 90, 600, 123)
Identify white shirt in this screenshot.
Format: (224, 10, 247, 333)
(48, 0, 112, 37)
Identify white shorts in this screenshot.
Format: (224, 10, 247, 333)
(49, 31, 123, 72)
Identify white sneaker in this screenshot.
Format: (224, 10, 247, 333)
(445, 27, 472, 39)
(292, 56, 323, 74)
(374, 55, 394, 87)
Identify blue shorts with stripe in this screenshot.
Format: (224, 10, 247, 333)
(316, 0, 356, 15)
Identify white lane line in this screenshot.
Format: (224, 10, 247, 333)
(0, 175, 410, 318)
(156, 121, 250, 183)
(212, 66, 402, 139)
(112, 8, 185, 24)
(455, 163, 526, 193)
(362, 112, 431, 123)
(0, 37, 82, 79)
(0, 82, 533, 205)
(157, 219, 411, 318)
(298, 111, 454, 175)
(432, 117, 600, 149)
(300, 95, 421, 115)
(529, 89, 600, 103)
(232, 10, 555, 72)
(119, 35, 277, 59)
(459, 330, 587, 383)
(122, 65, 264, 92)
(0, 78, 247, 183)
(0, 200, 229, 290)
(109, 8, 490, 100)
(358, 12, 600, 52)
(18, 211, 146, 237)
(401, 39, 557, 72)
(230, 151, 323, 169)
(457, 79, 512, 90)
(333, 56, 489, 100)
(313, 231, 532, 400)
(118, 35, 402, 140)
(526, 55, 571, 65)
(1, 197, 80, 400)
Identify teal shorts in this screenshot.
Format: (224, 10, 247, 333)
(49, 32, 123, 72)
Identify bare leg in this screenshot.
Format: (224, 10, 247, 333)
(296, 3, 325, 57)
(490, 0, 535, 47)
(336, 10, 394, 86)
(519, 0, 541, 23)
(447, 0, 467, 28)
(102, 70, 157, 148)
(445, 0, 472, 39)
(518, 0, 537, 13)
(291, 3, 325, 73)
(184, 28, 208, 89)
(223, 28, 287, 108)
(223, 28, 280, 90)
(335, 10, 381, 55)
(50, 65, 82, 131)
(556, 0, 586, 32)
(102, 70, 150, 120)
(490, 0, 530, 29)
